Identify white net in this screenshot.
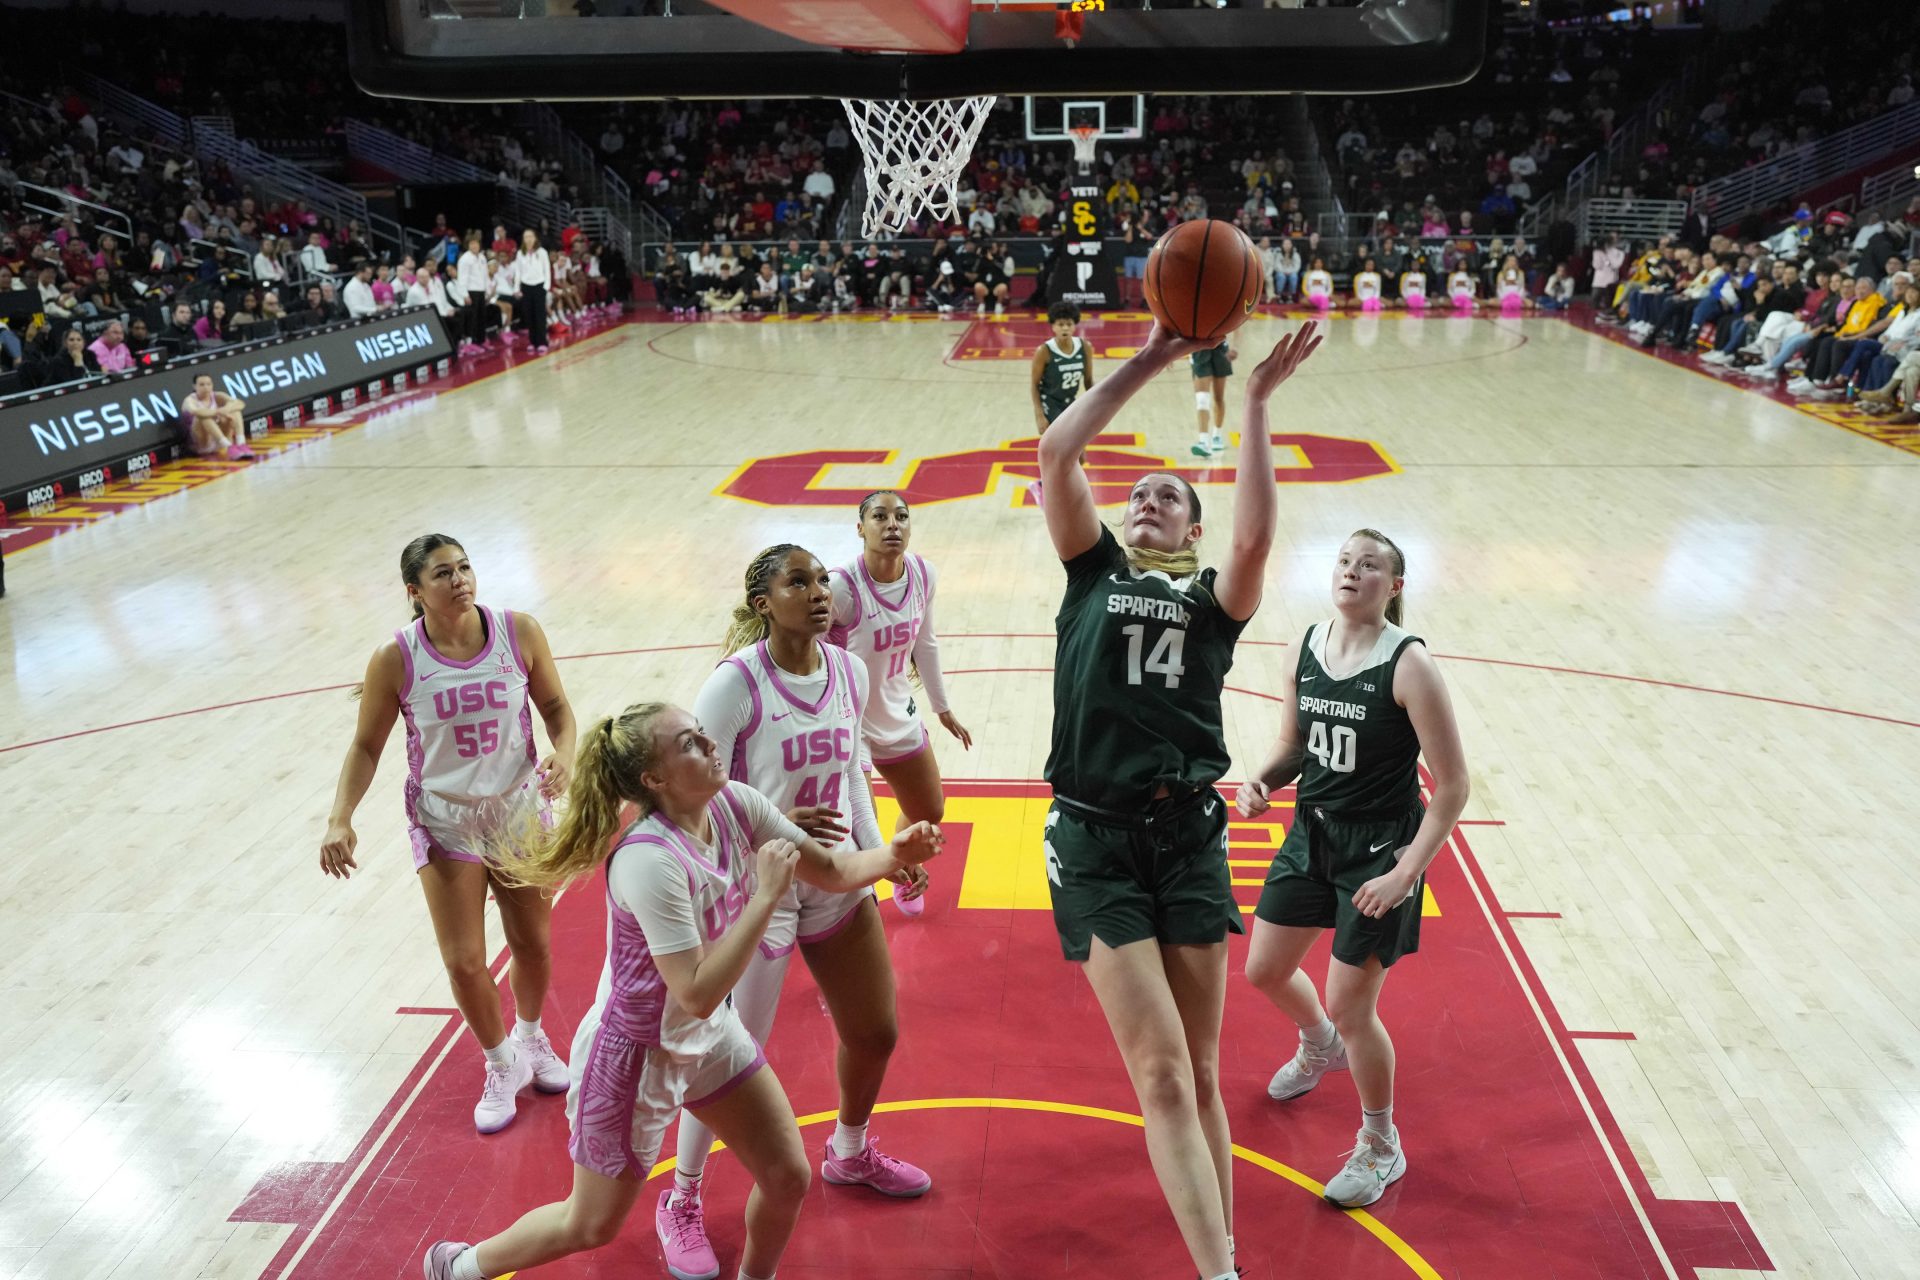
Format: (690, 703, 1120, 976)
(839, 95, 999, 239)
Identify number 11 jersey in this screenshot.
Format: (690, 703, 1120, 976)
(1047, 527, 1248, 809)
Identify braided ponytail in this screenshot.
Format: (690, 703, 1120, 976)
(720, 542, 805, 655)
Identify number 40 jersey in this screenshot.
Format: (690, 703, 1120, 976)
(1046, 528, 1249, 810)
(1292, 619, 1423, 816)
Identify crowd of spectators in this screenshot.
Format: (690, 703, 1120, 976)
(0, 82, 627, 400)
(1593, 198, 1919, 421)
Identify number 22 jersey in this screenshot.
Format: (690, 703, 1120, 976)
(1047, 527, 1248, 809)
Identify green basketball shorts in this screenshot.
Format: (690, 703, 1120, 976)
(1189, 347, 1232, 380)
(1254, 802, 1425, 968)
(1044, 790, 1245, 962)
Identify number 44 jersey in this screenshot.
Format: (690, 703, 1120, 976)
(1047, 528, 1249, 809)
(1292, 619, 1423, 816)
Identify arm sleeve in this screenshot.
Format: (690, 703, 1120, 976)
(729, 781, 810, 846)
(691, 660, 756, 774)
(845, 662, 883, 849)
(910, 558, 951, 715)
(606, 843, 704, 956)
(827, 569, 859, 638)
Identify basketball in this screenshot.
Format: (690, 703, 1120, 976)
(1142, 220, 1264, 342)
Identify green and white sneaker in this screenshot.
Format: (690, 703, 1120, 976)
(1267, 1029, 1348, 1101)
(1323, 1126, 1405, 1208)
(1190, 437, 1219, 457)
(1209, 431, 1225, 453)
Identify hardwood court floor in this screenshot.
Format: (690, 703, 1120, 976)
(1, 309, 1917, 1280)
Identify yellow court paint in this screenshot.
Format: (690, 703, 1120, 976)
(627, 1097, 1446, 1280)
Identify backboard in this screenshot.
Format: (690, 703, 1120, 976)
(346, 0, 1491, 103)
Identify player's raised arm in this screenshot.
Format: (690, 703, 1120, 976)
(1038, 323, 1214, 561)
(1213, 322, 1322, 622)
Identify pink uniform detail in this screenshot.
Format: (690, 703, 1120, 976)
(395, 605, 540, 869)
(566, 786, 772, 1180)
(827, 554, 950, 765)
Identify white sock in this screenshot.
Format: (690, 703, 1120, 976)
(671, 1168, 703, 1203)
(1363, 1104, 1394, 1140)
(830, 1120, 869, 1159)
(481, 1037, 517, 1069)
(513, 1016, 542, 1041)
(451, 1247, 484, 1280)
(1303, 1017, 1337, 1048)
(738, 1271, 773, 1280)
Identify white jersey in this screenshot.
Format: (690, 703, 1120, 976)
(1496, 269, 1526, 299)
(396, 605, 537, 848)
(1448, 271, 1475, 299)
(1304, 269, 1334, 297)
(827, 554, 951, 763)
(693, 640, 879, 852)
(1353, 271, 1382, 302)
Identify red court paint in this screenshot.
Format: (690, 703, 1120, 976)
(236, 781, 1768, 1280)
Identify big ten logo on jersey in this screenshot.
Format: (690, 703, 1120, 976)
(721, 432, 1398, 509)
(783, 728, 855, 808)
(874, 619, 921, 677)
(433, 679, 512, 756)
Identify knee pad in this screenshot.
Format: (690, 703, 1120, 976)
(1196, 391, 1214, 411)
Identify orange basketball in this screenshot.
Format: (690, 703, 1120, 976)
(1143, 220, 1264, 342)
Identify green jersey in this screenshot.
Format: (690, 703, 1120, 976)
(1047, 528, 1249, 808)
(1293, 620, 1423, 816)
(1038, 337, 1089, 409)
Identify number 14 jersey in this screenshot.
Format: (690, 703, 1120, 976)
(1047, 528, 1248, 809)
(1293, 620, 1423, 817)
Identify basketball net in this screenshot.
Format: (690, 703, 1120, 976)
(840, 95, 998, 238)
(1069, 125, 1100, 175)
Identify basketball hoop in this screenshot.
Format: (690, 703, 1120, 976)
(840, 95, 999, 239)
(1068, 125, 1101, 173)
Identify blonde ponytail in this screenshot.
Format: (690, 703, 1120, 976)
(720, 542, 805, 655)
(493, 703, 669, 891)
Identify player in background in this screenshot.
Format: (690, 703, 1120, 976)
(181, 372, 255, 459)
(320, 534, 577, 1135)
(1240, 530, 1470, 1209)
(1037, 320, 1322, 1280)
(657, 545, 935, 1280)
(1031, 301, 1097, 435)
(1190, 336, 1237, 458)
(422, 703, 941, 1280)
(827, 490, 972, 918)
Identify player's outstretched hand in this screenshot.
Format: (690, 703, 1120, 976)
(938, 710, 973, 750)
(787, 805, 849, 842)
(1140, 322, 1224, 366)
(320, 822, 359, 879)
(1236, 780, 1272, 820)
(754, 838, 801, 900)
(1246, 320, 1323, 402)
(892, 820, 945, 866)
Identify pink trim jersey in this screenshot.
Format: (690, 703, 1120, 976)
(826, 554, 951, 762)
(394, 605, 538, 859)
(590, 782, 804, 1055)
(693, 640, 880, 849)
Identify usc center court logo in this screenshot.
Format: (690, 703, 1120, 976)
(718, 431, 1399, 508)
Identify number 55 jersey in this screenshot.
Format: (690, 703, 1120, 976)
(395, 604, 540, 869)
(1047, 527, 1249, 810)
